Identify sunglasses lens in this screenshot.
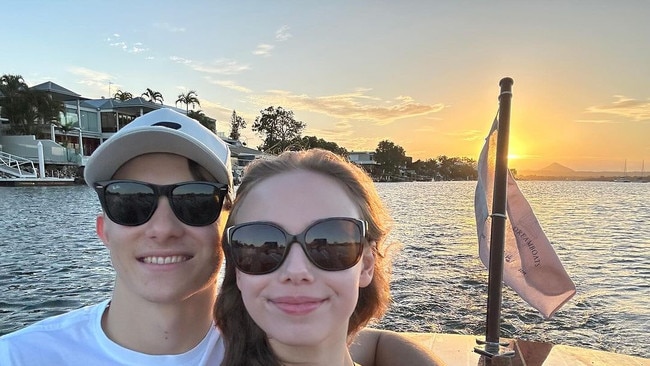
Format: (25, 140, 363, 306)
(104, 181, 156, 226)
(171, 183, 222, 226)
(229, 218, 364, 275)
(305, 219, 363, 271)
(230, 224, 287, 274)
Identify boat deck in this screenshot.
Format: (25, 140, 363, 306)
(406, 332, 649, 366)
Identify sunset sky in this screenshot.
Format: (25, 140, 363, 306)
(2, 1, 648, 172)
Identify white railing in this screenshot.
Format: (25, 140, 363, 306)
(0, 151, 38, 178)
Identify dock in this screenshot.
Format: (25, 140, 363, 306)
(0, 178, 78, 187)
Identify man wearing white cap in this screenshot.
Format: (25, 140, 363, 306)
(0, 109, 441, 365)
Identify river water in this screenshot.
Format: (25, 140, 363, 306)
(0, 181, 648, 358)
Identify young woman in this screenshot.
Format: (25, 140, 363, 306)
(216, 149, 394, 366)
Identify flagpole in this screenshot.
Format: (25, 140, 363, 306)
(475, 77, 515, 362)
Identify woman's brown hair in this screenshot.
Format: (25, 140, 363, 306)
(215, 148, 393, 366)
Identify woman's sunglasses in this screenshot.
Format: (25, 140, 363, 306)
(93, 180, 228, 226)
(226, 217, 367, 275)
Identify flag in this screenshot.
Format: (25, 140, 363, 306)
(475, 117, 576, 319)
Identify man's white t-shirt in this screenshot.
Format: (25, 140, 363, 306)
(0, 300, 225, 365)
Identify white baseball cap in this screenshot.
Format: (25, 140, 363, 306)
(84, 108, 233, 188)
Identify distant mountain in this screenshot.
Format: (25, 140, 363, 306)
(517, 162, 579, 178)
(537, 163, 575, 173)
(516, 161, 637, 180)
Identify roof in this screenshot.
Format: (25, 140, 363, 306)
(75, 97, 167, 116)
(226, 141, 268, 157)
(30, 82, 88, 101)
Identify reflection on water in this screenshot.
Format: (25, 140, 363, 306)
(0, 186, 112, 330)
(0, 182, 648, 358)
(375, 181, 649, 359)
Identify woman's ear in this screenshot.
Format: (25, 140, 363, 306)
(358, 242, 376, 288)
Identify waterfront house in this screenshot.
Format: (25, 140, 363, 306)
(0, 81, 264, 182)
(348, 151, 380, 177)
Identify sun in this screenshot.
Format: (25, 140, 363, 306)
(506, 138, 527, 162)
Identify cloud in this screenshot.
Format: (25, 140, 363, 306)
(252, 26, 291, 57)
(250, 89, 445, 125)
(253, 44, 274, 57)
(109, 41, 127, 50)
(170, 56, 192, 65)
(575, 119, 621, 124)
(107, 34, 150, 54)
(306, 119, 356, 140)
(170, 56, 250, 75)
(67, 67, 116, 96)
(445, 129, 484, 142)
(206, 78, 252, 93)
(307, 122, 378, 152)
(199, 98, 235, 116)
(154, 22, 186, 33)
(275, 25, 292, 42)
(586, 95, 650, 121)
(68, 67, 113, 88)
(129, 42, 148, 54)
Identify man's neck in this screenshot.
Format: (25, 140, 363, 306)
(101, 286, 217, 355)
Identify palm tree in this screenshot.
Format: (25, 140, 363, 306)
(175, 90, 200, 113)
(141, 88, 164, 104)
(187, 110, 215, 131)
(0, 74, 30, 128)
(0, 74, 63, 136)
(34, 92, 64, 122)
(114, 90, 133, 101)
(49, 119, 79, 162)
(31, 91, 64, 138)
(0, 74, 28, 98)
(52, 120, 76, 147)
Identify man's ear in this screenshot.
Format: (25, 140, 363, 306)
(358, 242, 376, 288)
(96, 214, 110, 249)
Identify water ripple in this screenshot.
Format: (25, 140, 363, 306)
(1, 182, 648, 358)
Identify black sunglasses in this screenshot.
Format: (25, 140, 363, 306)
(226, 217, 367, 275)
(94, 180, 228, 226)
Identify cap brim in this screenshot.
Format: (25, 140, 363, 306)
(84, 127, 231, 186)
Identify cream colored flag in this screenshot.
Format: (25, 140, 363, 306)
(475, 118, 576, 318)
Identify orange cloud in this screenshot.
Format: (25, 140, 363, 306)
(251, 89, 445, 125)
(586, 95, 650, 121)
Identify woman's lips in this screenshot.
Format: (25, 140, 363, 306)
(270, 297, 326, 315)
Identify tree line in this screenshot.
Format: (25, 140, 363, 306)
(230, 105, 477, 182)
(1, 74, 477, 181)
